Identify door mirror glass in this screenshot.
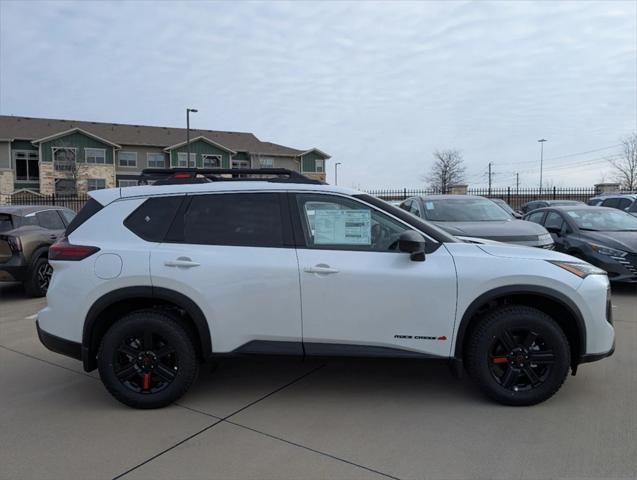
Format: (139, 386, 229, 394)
(398, 230, 426, 261)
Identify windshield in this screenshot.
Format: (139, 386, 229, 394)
(551, 201, 584, 206)
(567, 209, 637, 231)
(421, 198, 512, 222)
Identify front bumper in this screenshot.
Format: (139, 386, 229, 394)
(36, 320, 82, 361)
(585, 253, 637, 283)
(579, 341, 615, 365)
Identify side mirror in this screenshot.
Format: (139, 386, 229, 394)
(399, 230, 426, 262)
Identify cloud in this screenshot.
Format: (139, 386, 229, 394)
(0, 0, 635, 188)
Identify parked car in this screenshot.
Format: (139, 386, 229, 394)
(399, 195, 553, 248)
(491, 198, 522, 218)
(0, 205, 76, 296)
(587, 193, 636, 207)
(525, 206, 637, 283)
(520, 200, 585, 214)
(591, 194, 637, 212)
(37, 168, 614, 409)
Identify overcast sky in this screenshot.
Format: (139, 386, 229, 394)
(1, 0, 635, 189)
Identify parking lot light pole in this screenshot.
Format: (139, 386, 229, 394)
(334, 162, 342, 185)
(186, 108, 198, 167)
(538, 138, 547, 195)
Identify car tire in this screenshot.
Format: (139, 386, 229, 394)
(98, 310, 199, 409)
(23, 256, 53, 298)
(466, 305, 570, 406)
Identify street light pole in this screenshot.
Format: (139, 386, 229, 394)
(186, 108, 198, 167)
(334, 162, 342, 185)
(538, 139, 547, 195)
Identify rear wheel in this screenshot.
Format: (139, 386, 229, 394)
(467, 306, 570, 406)
(98, 310, 199, 409)
(24, 256, 52, 297)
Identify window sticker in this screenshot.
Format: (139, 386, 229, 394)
(313, 209, 371, 245)
(425, 202, 435, 210)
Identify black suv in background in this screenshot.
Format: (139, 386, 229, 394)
(0, 205, 75, 296)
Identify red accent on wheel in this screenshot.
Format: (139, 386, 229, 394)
(143, 372, 151, 390)
(492, 356, 508, 364)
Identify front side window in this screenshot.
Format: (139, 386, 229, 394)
(544, 212, 565, 231)
(147, 153, 165, 168)
(177, 152, 196, 167)
(409, 200, 422, 217)
(53, 147, 76, 171)
(182, 193, 284, 247)
(202, 154, 222, 168)
(36, 210, 65, 230)
(601, 198, 619, 209)
(14, 151, 39, 181)
(617, 198, 633, 210)
(526, 211, 545, 224)
(87, 179, 106, 191)
(296, 193, 409, 252)
(118, 151, 137, 167)
(85, 148, 106, 164)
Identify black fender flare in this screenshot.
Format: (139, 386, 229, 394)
(453, 285, 587, 360)
(82, 286, 212, 371)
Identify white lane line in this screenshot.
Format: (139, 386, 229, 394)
(24, 314, 38, 320)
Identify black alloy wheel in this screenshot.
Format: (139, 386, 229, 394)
(467, 305, 570, 406)
(36, 261, 53, 291)
(98, 310, 199, 409)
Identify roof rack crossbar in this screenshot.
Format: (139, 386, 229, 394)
(138, 168, 323, 185)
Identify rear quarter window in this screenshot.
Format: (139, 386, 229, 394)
(0, 214, 13, 232)
(125, 196, 185, 242)
(66, 198, 104, 236)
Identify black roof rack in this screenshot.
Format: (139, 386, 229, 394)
(139, 168, 324, 186)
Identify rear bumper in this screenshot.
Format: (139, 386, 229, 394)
(0, 254, 29, 282)
(36, 320, 82, 361)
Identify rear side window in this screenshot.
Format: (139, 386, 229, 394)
(617, 198, 632, 210)
(181, 193, 284, 247)
(36, 210, 65, 230)
(601, 198, 619, 209)
(59, 209, 76, 225)
(125, 196, 184, 242)
(66, 198, 104, 236)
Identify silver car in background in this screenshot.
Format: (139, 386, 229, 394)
(399, 195, 554, 248)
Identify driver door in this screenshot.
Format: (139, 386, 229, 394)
(292, 193, 457, 357)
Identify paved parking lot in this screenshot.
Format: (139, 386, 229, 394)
(1, 282, 636, 480)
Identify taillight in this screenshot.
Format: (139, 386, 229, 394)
(0, 235, 22, 253)
(49, 238, 100, 261)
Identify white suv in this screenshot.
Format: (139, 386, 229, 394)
(37, 169, 615, 409)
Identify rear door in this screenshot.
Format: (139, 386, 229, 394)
(149, 191, 303, 354)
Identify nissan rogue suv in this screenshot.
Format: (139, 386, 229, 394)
(37, 169, 615, 409)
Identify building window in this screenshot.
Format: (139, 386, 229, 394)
(87, 179, 106, 191)
(316, 159, 324, 173)
(202, 154, 222, 168)
(147, 152, 165, 168)
(232, 159, 250, 169)
(52, 147, 77, 171)
(118, 151, 137, 167)
(177, 152, 197, 167)
(55, 178, 76, 195)
(14, 151, 39, 181)
(118, 179, 138, 187)
(85, 148, 106, 164)
(259, 157, 274, 168)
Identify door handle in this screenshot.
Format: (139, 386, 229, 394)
(164, 257, 200, 268)
(304, 264, 339, 275)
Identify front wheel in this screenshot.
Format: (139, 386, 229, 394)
(98, 310, 199, 409)
(466, 306, 570, 406)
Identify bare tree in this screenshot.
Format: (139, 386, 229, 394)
(608, 133, 637, 190)
(424, 149, 466, 193)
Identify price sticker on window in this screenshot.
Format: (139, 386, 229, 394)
(314, 210, 371, 245)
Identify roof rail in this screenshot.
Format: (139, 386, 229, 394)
(139, 168, 324, 186)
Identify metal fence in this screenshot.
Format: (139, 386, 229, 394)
(365, 187, 632, 209)
(1, 194, 91, 212)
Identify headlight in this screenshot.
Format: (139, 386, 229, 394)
(547, 260, 606, 278)
(591, 244, 627, 258)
